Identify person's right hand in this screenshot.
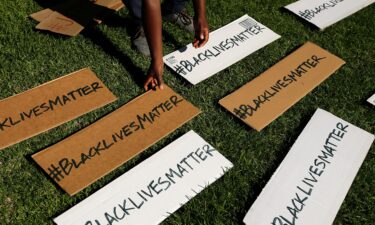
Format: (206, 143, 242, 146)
(144, 60, 164, 91)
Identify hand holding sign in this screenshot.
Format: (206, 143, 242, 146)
(193, 15, 209, 48)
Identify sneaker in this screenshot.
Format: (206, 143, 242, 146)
(132, 26, 150, 56)
(163, 11, 194, 33)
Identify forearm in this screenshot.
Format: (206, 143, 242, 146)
(192, 0, 206, 19)
(142, 0, 163, 65)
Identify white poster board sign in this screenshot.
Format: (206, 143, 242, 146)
(54, 130, 233, 225)
(243, 108, 374, 225)
(163, 14, 280, 85)
(368, 93, 375, 106)
(285, 0, 374, 30)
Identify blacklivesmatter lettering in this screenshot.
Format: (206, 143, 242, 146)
(0, 82, 103, 132)
(172, 24, 266, 76)
(272, 122, 349, 225)
(233, 55, 326, 120)
(298, 0, 345, 21)
(47, 95, 184, 182)
(84, 144, 217, 225)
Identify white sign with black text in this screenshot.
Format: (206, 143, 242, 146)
(285, 0, 374, 30)
(243, 108, 374, 225)
(163, 14, 280, 85)
(54, 130, 233, 225)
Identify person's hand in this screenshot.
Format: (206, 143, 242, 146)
(193, 16, 209, 48)
(144, 60, 164, 91)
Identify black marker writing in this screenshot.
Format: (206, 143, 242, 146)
(272, 122, 349, 225)
(233, 55, 326, 120)
(47, 95, 185, 182)
(298, 0, 345, 21)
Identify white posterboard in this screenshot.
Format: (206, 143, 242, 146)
(54, 130, 233, 225)
(163, 14, 280, 85)
(243, 108, 374, 225)
(285, 0, 374, 30)
(368, 93, 375, 106)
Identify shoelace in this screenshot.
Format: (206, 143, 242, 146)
(175, 11, 192, 26)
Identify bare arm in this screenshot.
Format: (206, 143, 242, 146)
(192, 0, 209, 48)
(143, 0, 164, 90)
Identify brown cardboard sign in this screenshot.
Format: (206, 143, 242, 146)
(0, 68, 117, 150)
(30, 8, 54, 22)
(219, 42, 345, 131)
(36, 11, 84, 36)
(32, 85, 201, 196)
(32, 0, 124, 36)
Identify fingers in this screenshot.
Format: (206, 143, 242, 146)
(156, 74, 164, 90)
(198, 29, 209, 47)
(193, 29, 209, 48)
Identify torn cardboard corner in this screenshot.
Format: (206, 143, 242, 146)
(0, 68, 117, 151)
(219, 42, 345, 131)
(163, 14, 280, 85)
(32, 85, 201, 196)
(285, 0, 374, 30)
(54, 130, 233, 225)
(243, 108, 374, 225)
(30, 0, 125, 36)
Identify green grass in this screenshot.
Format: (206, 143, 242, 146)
(0, 0, 374, 224)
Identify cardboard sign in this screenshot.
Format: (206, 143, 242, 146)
(0, 68, 117, 151)
(219, 42, 345, 131)
(368, 93, 375, 106)
(54, 130, 233, 225)
(243, 108, 374, 225)
(163, 14, 280, 85)
(32, 0, 124, 36)
(285, 0, 374, 30)
(32, 85, 200, 196)
(36, 11, 85, 36)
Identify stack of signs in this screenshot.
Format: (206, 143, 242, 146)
(53, 130, 233, 225)
(0, 68, 117, 150)
(30, 0, 125, 36)
(368, 93, 375, 106)
(243, 108, 374, 225)
(219, 42, 345, 131)
(285, 0, 374, 30)
(32, 85, 200, 195)
(163, 14, 280, 85)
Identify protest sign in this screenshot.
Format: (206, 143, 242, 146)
(32, 85, 201, 196)
(368, 93, 375, 106)
(219, 42, 345, 131)
(54, 130, 233, 225)
(163, 14, 280, 85)
(285, 0, 374, 30)
(31, 0, 124, 36)
(243, 108, 374, 225)
(0, 68, 117, 151)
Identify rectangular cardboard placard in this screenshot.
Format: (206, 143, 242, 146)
(0, 68, 117, 150)
(32, 85, 201, 196)
(285, 0, 374, 30)
(35, 11, 85, 36)
(367, 93, 375, 106)
(243, 108, 374, 225)
(163, 14, 280, 85)
(54, 130, 233, 225)
(219, 42, 345, 131)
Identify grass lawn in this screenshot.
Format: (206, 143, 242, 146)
(0, 0, 374, 224)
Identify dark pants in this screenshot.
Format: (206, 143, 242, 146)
(124, 0, 190, 27)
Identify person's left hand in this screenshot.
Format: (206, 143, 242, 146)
(193, 16, 209, 48)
